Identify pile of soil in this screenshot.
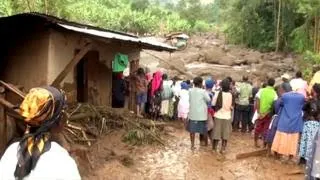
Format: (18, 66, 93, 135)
(140, 33, 298, 82)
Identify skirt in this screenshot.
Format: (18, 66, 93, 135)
(188, 120, 207, 134)
(265, 114, 279, 144)
(254, 114, 272, 140)
(161, 100, 170, 115)
(213, 118, 232, 140)
(271, 131, 300, 156)
(299, 121, 320, 159)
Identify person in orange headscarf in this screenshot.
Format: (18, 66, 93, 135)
(0, 86, 80, 180)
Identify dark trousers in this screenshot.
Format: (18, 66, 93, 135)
(234, 104, 251, 132)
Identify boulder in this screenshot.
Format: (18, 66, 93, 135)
(219, 55, 235, 66)
(201, 47, 225, 64)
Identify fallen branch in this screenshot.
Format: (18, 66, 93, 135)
(236, 149, 267, 159)
(69, 112, 96, 121)
(286, 169, 304, 175)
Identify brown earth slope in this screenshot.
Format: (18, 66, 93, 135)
(140, 34, 298, 82)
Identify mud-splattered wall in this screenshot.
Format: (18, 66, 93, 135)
(0, 25, 50, 90)
(47, 29, 141, 107)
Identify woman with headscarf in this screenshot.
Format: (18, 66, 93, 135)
(299, 84, 320, 164)
(212, 78, 233, 153)
(149, 71, 163, 120)
(0, 86, 80, 180)
(178, 82, 190, 128)
(271, 82, 305, 161)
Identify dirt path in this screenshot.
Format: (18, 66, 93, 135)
(82, 123, 304, 180)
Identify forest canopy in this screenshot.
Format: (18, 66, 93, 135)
(0, 0, 216, 35)
(1, 0, 320, 74)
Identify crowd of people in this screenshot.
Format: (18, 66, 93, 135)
(130, 67, 320, 179)
(2, 66, 320, 179)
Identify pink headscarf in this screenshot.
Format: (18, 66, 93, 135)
(151, 71, 163, 96)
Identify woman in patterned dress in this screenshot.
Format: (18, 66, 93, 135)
(299, 83, 320, 164)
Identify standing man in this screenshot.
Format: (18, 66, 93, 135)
(133, 68, 148, 118)
(280, 73, 292, 92)
(290, 71, 308, 98)
(254, 78, 278, 148)
(235, 76, 253, 132)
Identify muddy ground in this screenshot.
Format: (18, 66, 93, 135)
(77, 121, 303, 180)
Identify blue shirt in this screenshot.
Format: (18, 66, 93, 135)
(277, 92, 305, 133)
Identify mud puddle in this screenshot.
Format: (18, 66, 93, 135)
(82, 124, 304, 180)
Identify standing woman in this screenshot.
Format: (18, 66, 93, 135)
(299, 84, 320, 164)
(212, 79, 233, 153)
(188, 77, 211, 150)
(0, 86, 80, 180)
(271, 86, 305, 160)
(178, 82, 190, 128)
(149, 71, 163, 120)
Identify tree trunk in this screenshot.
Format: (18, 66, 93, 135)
(314, 16, 317, 52)
(276, 0, 281, 52)
(44, 0, 48, 14)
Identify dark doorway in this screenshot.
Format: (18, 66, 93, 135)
(76, 55, 88, 103)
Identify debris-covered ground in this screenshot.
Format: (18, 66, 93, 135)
(68, 110, 304, 180)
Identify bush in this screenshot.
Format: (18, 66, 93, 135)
(193, 20, 211, 32)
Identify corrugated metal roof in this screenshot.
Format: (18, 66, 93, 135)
(58, 23, 176, 51)
(0, 13, 176, 52)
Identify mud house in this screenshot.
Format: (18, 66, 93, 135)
(0, 13, 175, 154)
(0, 12, 175, 108)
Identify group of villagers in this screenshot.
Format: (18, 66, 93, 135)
(3, 66, 320, 179)
(137, 66, 320, 179)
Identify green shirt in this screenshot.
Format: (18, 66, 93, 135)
(257, 86, 278, 115)
(112, 53, 128, 72)
(188, 88, 211, 121)
(237, 82, 253, 105)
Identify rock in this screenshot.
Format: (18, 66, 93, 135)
(158, 58, 186, 72)
(202, 47, 225, 64)
(219, 55, 235, 66)
(184, 53, 201, 64)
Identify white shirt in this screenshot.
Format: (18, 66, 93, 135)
(178, 89, 189, 106)
(0, 142, 81, 180)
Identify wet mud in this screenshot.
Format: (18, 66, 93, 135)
(82, 123, 304, 180)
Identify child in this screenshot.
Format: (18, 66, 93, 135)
(188, 77, 211, 149)
(178, 82, 190, 128)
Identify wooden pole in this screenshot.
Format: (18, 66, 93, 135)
(51, 43, 92, 87)
(0, 80, 25, 99)
(275, 0, 281, 52)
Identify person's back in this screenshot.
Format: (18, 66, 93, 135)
(277, 92, 305, 133)
(290, 71, 308, 98)
(238, 82, 252, 106)
(258, 86, 277, 116)
(189, 87, 209, 121)
(0, 142, 80, 180)
(214, 92, 233, 120)
(0, 86, 81, 180)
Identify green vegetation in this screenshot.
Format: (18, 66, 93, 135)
(0, 0, 215, 34)
(213, 0, 320, 77)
